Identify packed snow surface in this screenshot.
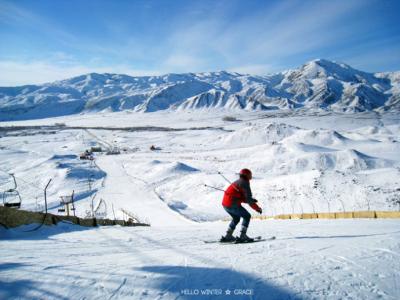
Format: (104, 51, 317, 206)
(1, 110, 400, 299)
(1, 220, 399, 299)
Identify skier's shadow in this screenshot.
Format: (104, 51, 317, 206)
(139, 265, 302, 300)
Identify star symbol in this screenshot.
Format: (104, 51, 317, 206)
(225, 289, 231, 295)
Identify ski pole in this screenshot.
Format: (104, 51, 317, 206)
(218, 171, 239, 191)
(218, 171, 232, 185)
(204, 184, 225, 192)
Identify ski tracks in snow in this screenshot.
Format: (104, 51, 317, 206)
(1, 220, 400, 299)
(95, 155, 190, 226)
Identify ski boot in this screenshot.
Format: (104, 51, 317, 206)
(237, 226, 254, 243)
(220, 227, 236, 243)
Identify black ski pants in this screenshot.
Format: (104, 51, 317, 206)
(224, 206, 251, 230)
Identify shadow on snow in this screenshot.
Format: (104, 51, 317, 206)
(0, 221, 93, 240)
(138, 265, 303, 300)
(0, 262, 69, 300)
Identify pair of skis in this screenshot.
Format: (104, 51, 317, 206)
(204, 236, 276, 244)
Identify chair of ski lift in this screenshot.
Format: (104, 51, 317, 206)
(58, 193, 75, 216)
(3, 190, 22, 208)
(2, 174, 22, 209)
(58, 197, 68, 213)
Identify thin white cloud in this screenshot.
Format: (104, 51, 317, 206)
(0, 60, 162, 86)
(228, 63, 284, 76)
(0, 1, 78, 47)
(244, 1, 367, 58)
(0, 0, 38, 25)
(340, 45, 400, 72)
(0, 1, 134, 60)
(161, 0, 369, 70)
(162, 53, 211, 73)
(1, 0, 395, 83)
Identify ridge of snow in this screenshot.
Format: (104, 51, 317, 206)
(1, 59, 400, 121)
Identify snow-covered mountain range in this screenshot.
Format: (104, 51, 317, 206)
(1, 59, 399, 121)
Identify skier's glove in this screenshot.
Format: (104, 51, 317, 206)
(252, 198, 258, 203)
(257, 208, 262, 214)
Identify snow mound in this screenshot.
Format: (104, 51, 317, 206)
(327, 149, 388, 171)
(223, 123, 299, 147)
(276, 148, 391, 173)
(152, 161, 199, 175)
(132, 160, 199, 183)
(170, 162, 199, 173)
(292, 142, 337, 153)
(284, 129, 350, 146)
(355, 125, 393, 135)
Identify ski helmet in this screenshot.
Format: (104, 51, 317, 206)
(239, 168, 252, 179)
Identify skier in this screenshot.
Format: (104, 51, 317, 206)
(221, 168, 262, 242)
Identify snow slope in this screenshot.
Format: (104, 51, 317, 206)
(1, 110, 399, 222)
(1, 110, 400, 299)
(1, 59, 400, 121)
(1, 219, 399, 299)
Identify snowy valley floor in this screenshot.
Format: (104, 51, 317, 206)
(1, 110, 400, 299)
(1, 219, 400, 300)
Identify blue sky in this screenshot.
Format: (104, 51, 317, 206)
(0, 0, 399, 85)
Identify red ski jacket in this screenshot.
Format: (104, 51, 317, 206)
(222, 178, 261, 211)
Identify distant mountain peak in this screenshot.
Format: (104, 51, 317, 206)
(0, 59, 399, 121)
